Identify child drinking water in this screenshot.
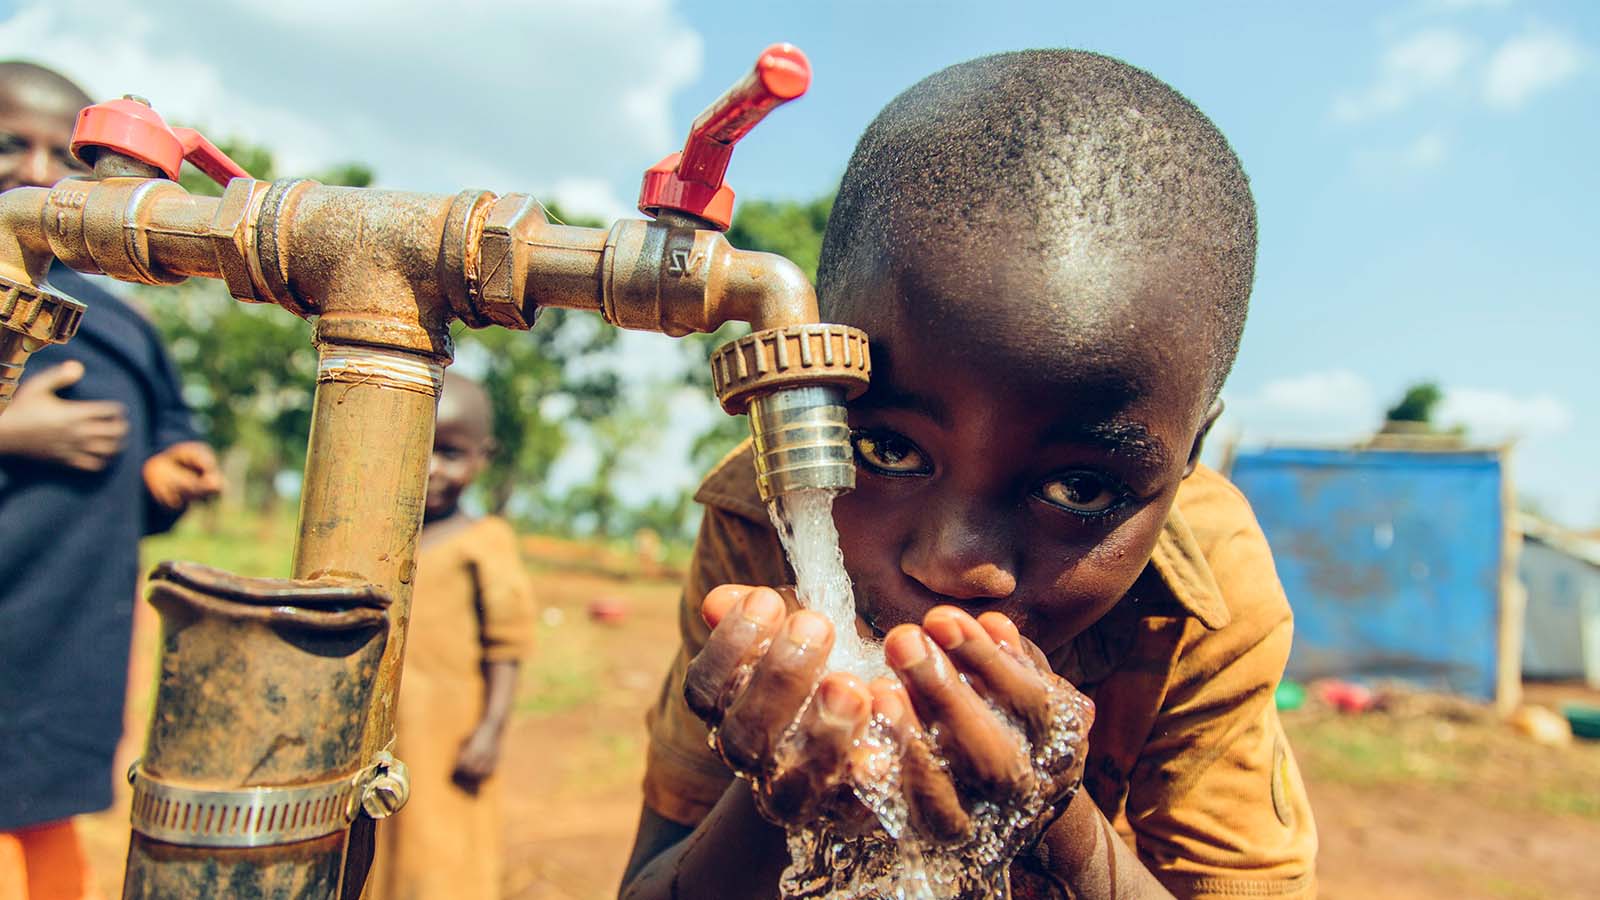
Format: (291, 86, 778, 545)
(622, 50, 1316, 899)
(370, 372, 536, 900)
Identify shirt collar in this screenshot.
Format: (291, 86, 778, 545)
(1148, 499, 1232, 629)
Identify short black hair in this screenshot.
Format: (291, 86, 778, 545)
(0, 61, 93, 113)
(818, 49, 1256, 403)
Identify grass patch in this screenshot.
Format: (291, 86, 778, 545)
(517, 617, 604, 717)
(141, 503, 298, 577)
(1286, 709, 1600, 823)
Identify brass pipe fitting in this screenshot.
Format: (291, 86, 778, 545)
(709, 324, 871, 501)
(0, 275, 83, 413)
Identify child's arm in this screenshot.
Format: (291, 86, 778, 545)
(452, 659, 519, 785)
(623, 785, 791, 899)
(1021, 789, 1175, 898)
(455, 517, 537, 786)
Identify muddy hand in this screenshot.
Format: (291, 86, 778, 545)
(685, 585, 875, 828)
(878, 606, 1093, 846)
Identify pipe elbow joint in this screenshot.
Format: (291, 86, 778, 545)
(720, 247, 819, 332)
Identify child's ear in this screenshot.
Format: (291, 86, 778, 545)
(1184, 399, 1224, 477)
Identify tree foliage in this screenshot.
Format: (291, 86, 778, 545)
(1385, 381, 1444, 425)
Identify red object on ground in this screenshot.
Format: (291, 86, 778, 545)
(1315, 679, 1376, 714)
(637, 43, 812, 229)
(70, 98, 250, 185)
(588, 597, 629, 625)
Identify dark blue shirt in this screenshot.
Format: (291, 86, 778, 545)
(0, 264, 199, 828)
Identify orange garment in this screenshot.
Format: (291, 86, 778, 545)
(0, 820, 103, 900)
(368, 517, 536, 900)
(643, 442, 1318, 899)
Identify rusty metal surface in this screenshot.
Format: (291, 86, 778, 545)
(123, 831, 346, 899)
(129, 564, 388, 897)
(709, 323, 870, 414)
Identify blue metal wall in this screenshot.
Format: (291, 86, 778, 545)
(1230, 448, 1505, 699)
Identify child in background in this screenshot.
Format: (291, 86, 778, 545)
(621, 50, 1316, 899)
(370, 372, 536, 900)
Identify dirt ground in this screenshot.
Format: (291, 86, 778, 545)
(78, 534, 1600, 899)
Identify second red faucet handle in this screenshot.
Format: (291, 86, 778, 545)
(690, 43, 812, 148)
(638, 42, 812, 230)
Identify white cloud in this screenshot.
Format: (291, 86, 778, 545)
(0, 0, 704, 219)
(1222, 373, 1576, 451)
(1220, 370, 1382, 445)
(1438, 387, 1575, 439)
(1483, 27, 1586, 109)
(1334, 28, 1476, 122)
(1256, 370, 1377, 419)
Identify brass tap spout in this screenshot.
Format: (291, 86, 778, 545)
(0, 185, 53, 283)
(0, 186, 84, 413)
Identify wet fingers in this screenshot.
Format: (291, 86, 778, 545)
(757, 674, 871, 824)
(885, 624, 1035, 804)
(683, 587, 786, 724)
(871, 680, 971, 845)
(926, 607, 1055, 743)
(716, 610, 835, 776)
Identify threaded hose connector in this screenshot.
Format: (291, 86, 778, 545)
(0, 275, 85, 414)
(709, 323, 870, 416)
(747, 385, 854, 502)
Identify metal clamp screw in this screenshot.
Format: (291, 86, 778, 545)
(360, 751, 411, 819)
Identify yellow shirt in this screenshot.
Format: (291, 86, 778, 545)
(370, 516, 537, 900)
(642, 442, 1317, 899)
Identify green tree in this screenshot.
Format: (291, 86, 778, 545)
(1385, 381, 1444, 425)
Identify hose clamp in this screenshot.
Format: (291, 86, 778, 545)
(127, 761, 368, 848)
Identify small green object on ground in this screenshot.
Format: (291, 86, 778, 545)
(1276, 680, 1306, 712)
(1564, 704, 1600, 740)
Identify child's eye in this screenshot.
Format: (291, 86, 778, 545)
(1035, 471, 1127, 517)
(851, 430, 931, 476)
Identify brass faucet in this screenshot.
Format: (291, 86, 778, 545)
(0, 45, 867, 898)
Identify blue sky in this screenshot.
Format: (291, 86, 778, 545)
(3, 0, 1594, 524)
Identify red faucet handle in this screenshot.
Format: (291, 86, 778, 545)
(71, 98, 249, 186)
(172, 127, 251, 185)
(638, 43, 812, 230)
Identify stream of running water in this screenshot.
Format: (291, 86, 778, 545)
(766, 489, 1087, 899)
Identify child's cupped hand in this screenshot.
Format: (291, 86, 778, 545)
(684, 584, 1094, 846)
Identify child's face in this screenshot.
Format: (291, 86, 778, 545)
(425, 409, 490, 521)
(830, 244, 1217, 659)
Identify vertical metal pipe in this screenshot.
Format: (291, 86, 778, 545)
(292, 342, 442, 750)
(293, 341, 442, 898)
